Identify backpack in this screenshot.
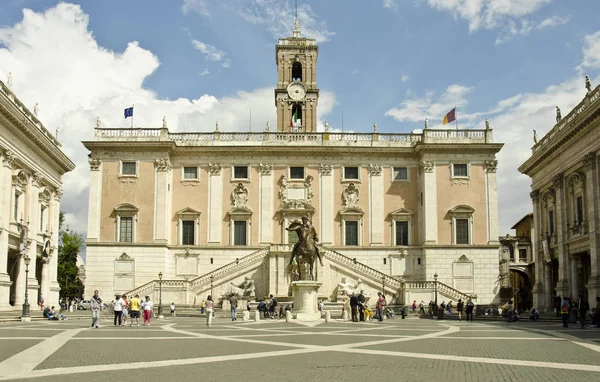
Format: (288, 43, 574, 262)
(561, 304, 569, 313)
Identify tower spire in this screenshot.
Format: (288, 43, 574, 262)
(293, 0, 300, 37)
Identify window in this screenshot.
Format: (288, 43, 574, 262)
(393, 167, 408, 181)
(292, 62, 302, 82)
(549, 210, 555, 235)
(576, 196, 584, 225)
(455, 219, 469, 244)
(344, 166, 359, 180)
(395, 221, 409, 246)
(233, 166, 248, 180)
(120, 217, 133, 242)
(13, 190, 19, 222)
(453, 163, 468, 177)
(121, 161, 137, 176)
(183, 167, 198, 180)
(290, 167, 305, 179)
(39, 206, 46, 231)
(234, 221, 247, 246)
(181, 221, 195, 245)
(518, 249, 527, 262)
(345, 221, 359, 246)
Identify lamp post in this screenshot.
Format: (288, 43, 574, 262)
(381, 276, 385, 294)
(158, 272, 163, 319)
(433, 273, 438, 305)
(21, 255, 31, 322)
(210, 275, 214, 298)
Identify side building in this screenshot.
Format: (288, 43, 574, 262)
(0, 78, 75, 310)
(83, 25, 503, 307)
(519, 80, 600, 311)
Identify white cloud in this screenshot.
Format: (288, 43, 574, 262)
(181, 0, 210, 17)
(495, 15, 569, 45)
(401, 74, 409, 82)
(0, 3, 335, 236)
(579, 31, 600, 70)
(185, 0, 335, 43)
(383, 0, 398, 10)
(385, 84, 473, 125)
(199, 68, 210, 76)
(425, 0, 553, 32)
(191, 39, 230, 67)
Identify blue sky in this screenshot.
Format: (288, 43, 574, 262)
(0, 0, 599, 238)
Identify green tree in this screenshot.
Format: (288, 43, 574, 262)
(57, 212, 84, 300)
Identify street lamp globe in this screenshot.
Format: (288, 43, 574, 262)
(158, 272, 163, 280)
(24, 255, 31, 266)
(433, 273, 438, 281)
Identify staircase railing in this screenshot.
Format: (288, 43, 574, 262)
(403, 279, 474, 301)
(320, 247, 404, 291)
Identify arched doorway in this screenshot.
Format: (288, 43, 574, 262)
(509, 268, 532, 311)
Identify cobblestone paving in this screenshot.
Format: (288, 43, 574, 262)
(0, 317, 600, 381)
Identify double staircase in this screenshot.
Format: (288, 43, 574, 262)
(403, 280, 474, 302)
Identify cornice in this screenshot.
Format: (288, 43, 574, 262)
(415, 143, 504, 154)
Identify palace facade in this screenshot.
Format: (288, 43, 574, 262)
(83, 24, 503, 307)
(0, 77, 75, 310)
(519, 81, 600, 311)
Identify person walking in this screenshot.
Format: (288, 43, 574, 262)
(465, 298, 475, 322)
(419, 301, 425, 315)
(457, 299, 464, 321)
(578, 295, 589, 328)
(357, 290, 366, 321)
(112, 295, 124, 327)
(376, 292, 385, 322)
(39, 294, 45, 311)
(206, 295, 214, 326)
(411, 300, 417, 315)
(506, 300, 514, 323)
(560, 298, 570, 328)
(129, 294, 141, 326)
(229, 294, 238, 321)
(142, 296, 154, 326)
(170, 303, 176, 317)
(594, 297, 600, 327)
(90, 290, 103, 328)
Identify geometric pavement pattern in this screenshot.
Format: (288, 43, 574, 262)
(1, 317, 600, 381)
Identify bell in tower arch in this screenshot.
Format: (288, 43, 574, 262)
(292, 61, 302, 82)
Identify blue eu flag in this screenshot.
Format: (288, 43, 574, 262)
(124, 107, 134, 119)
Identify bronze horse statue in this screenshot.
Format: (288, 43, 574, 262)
(286, 217, 324, 281)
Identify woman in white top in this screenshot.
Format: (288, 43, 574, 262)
(142, 296, 154, 326)
(112, 295, 124, 326)
(205, 295, 214, 327)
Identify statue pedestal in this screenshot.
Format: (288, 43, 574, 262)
(292, 281, 322, 322)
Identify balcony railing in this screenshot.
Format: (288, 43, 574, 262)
(568, 222, 588, 239)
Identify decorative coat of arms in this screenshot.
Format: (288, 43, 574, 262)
(343, 183, 360, 208)
(231, 183, 249, 208)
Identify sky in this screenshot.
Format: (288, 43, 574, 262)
(0, 0, 599, 243)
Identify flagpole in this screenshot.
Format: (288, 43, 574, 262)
(131, 104, 134, 129)
(455, 105, 458, 130)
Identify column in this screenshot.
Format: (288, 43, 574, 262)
(530, 190, 545, 310)
(570, 256, 579, 298)
(584, 152, 600, 304)
(259, 164, 273, 244)
(0, 150, 14, 309)
(39, 258, 49, 304)
(369, 164, 384, 245)
(544, 263, 553, 312)
(485, 161, 499, 244)
(154, 158, 172, 243)
(421, 161, 437, 244)
(553, 173, 569, 299)
(48, 189, 62, 305)
(25, 172, 41, 306)
(207, 163, 223, 244)
(319, 164, 334, 244)
(86, 158, 102, 241)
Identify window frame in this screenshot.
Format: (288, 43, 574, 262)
(182, 166, 199, 181)
(232, 165, 249, 181)
(392, 166, 409, 182)
(344, 221, 359, 246)
(176, 208, 201, 246)
(449, 205, 474, 245)
(342, 166, 360, 182)
(450, 162, 470, 179)
(119, 216, 134, 243)
(181, 220, 195, 246)
(289, 166, 305, 180)
(455, 218, 470, 245)
(340, 208, 363, 246)
(233, 221, 248, 246)
(229, 208, 252, 246)
(389, 208, 413, 246)
(114, 203, 139, 243)
(119, 160, 139, 177)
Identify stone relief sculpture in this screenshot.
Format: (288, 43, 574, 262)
(498, 246, 511, 288)
(369, 164, 382, 176)
(279, 175, 289, 202)
(155, 158, 172, 171)
(304, 175, 314, 202)
(229, 277, 256, 297)
(556, 106, 562, 123)
(343, 183, 360, 208)
(231, 183, 248, 208)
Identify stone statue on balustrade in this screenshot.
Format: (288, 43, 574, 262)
(286, 216, 323, 281)
(556, 106, 562, 123)
(229, 277, 256, 298)
(586, 75, 592, 93)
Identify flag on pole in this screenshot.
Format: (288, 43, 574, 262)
(124, 107, 134, 119)
(290, 108, 298, 128)
(442, 107, 456, 125)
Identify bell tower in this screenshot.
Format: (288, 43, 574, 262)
(275, 20, 319, 132)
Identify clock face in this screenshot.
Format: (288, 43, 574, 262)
(287, 83, 306, 101)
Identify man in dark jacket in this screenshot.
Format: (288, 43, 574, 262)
(350, 293, 359, 322)
(578, 295, 589, 328)
(357, 290, 366, 321)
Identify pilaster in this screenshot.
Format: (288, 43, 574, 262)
(530, 190, 546, 310)
(25, 171, 41, 305)
(154, 158, 172, 243)
(259, 163, 274, 244)
(319, 164, 334, 244)
(86, 157, 102, 241)
(208, 163, 223, 244)
(584, 152, 600, 304)
(368, 164, 384, 245)
(553, 173, 569, 298)
(485, 160, 499, 244)
(0, 150, 14, 309)
(421, 161, 437, 244)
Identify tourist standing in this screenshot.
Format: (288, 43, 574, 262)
(465, 298, 475, 322)
(594, 297, 600, 327)
(206, 295, 214, 326)
(39, 294, 44, 311)
(411, 300, 417, 314)
(129, 294, 141, 326)
(229, 295, 238, 321)
(349, 293, 359, 322)
(112, 295, 124, 327)
(357, 290, 366, 321)
(457, 299, 464, 321)
(578, 295, 589, 328)
(121, 295, 128, 326)
(142, 296, 154, 326)
(200, 300, 206, 315)
(506, 300, 514, 323)
(376, 292, 385, 322)
(419, 301, 425, 315)
(170, 302, 176, 317)
(560, 298, 570, 328)
(90, 290, 103, 328)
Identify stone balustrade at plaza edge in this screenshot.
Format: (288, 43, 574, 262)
(93, 126, 493, 146)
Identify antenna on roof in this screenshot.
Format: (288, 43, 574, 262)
(293, 0, 300, 37)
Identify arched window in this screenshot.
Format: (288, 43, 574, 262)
(292, 62, 302, 82)
(291, 104, 303, 132)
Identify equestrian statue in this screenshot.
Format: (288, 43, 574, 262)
(286, 217, 323, 281)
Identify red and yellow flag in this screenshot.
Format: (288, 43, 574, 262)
(442, 108, 456, 125)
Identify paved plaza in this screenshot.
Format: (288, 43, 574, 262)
(0, 317, 599, 381)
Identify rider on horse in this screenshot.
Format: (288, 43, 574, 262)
(287, 217, 324, 275)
